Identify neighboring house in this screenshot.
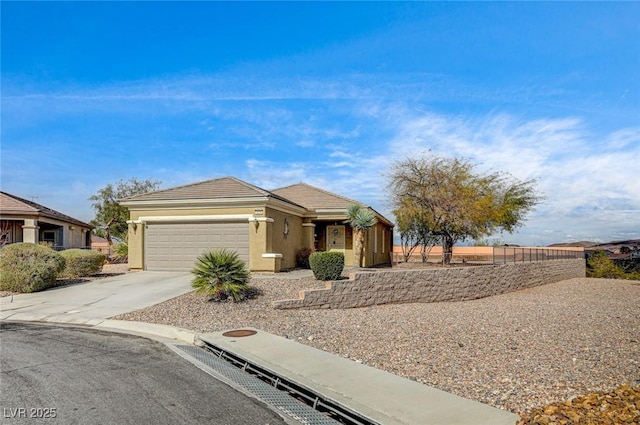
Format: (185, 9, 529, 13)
(584, 248, 615, 260)
(0, 191, 92, 250)
(120, 177, 394, 272)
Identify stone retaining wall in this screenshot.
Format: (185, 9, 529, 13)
(273, 259, 585, 309)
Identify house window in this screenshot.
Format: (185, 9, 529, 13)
(42, 230, 57, 246)
(0, 221, 12, 246)
(382, 229, 385, 253)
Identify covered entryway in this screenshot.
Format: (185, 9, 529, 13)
(145, 222, 250, 271)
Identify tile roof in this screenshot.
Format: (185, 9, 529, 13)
(121, 176, 300, 207)
(0, 191, 92, 228)
(270, 183, 363, 211)
(120, 177, 394, 226)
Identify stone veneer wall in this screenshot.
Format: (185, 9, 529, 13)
(273, 259, 585, 309)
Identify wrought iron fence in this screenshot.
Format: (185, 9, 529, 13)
(393, 247, 584, 266)
(492, 247, 584, 264)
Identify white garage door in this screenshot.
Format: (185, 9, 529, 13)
(145, 222, 250, 271)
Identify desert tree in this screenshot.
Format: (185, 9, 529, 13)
(89, 178, 161, 245)
(394, 206, 440, 262)
(345, 203, 377, 268)
(388, 155, 540, 264)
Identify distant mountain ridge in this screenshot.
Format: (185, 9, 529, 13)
(549, 239, 640, 250)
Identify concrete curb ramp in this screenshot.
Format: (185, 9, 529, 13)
(200, 328, 519, 425)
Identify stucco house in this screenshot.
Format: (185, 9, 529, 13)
(0, 191, 92, 249)
(120, 177, 394, 272)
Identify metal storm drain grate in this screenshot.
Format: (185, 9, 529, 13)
(175, 343, 379, 425)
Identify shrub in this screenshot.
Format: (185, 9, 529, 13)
(112, 242, 128, 263)
(191, 249, 251, 302)
(295, 247, 314, 269)
(0, 243, 65, 293)
(586, 251, 625, 279)
(309, 251, 344, 281)
(60, 249, 106, 278)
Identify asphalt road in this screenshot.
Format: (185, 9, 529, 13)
(0, 322, 288, 425)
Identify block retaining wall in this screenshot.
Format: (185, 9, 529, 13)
(273, 259, 585, 309)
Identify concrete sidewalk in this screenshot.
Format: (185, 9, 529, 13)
(200, 328, 520, 425)
(0, 271, 192, 324)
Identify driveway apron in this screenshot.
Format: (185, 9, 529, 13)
(0, 272, 192, 324)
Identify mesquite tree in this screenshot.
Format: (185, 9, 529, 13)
(89, 178, 161, 244)
(388, 155, 540, 264)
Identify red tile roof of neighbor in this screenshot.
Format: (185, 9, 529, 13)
(0, 191, 92, 228)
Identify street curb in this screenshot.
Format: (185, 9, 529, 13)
(94, 319, 199, 344)
(1, 315, 199, 345)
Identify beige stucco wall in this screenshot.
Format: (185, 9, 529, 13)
(266, 208, 304, 270)
(274, 259, 586, 309)
(128, 206, 256, 220)
(127, 221, 145, 269)
(363, 223, 393, 267)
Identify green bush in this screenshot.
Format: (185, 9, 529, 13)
(111, 242, 128, 263)
(586, 250, 625, 279)
(60, 249, 106, 278)
(0, 243, 65, 293)
(191, 249, 251, 302)
(309, 251, 344, 281)
(295, 247, 314, 269)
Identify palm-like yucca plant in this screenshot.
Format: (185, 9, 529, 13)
(345, 203, 377, 268)
(191, 249, 250, 302)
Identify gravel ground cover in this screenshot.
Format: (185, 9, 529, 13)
(115, 275, 640, 417)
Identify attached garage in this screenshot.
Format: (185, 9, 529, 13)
(145, 221, 250, 271)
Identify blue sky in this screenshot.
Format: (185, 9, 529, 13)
(2, 1, 639, 246)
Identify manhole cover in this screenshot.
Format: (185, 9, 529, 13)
(222, 329, 257, 337)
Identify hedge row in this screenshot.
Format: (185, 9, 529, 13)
(0, 243, 105, 293)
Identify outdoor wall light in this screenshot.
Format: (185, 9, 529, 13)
(254, 218, 260, 230)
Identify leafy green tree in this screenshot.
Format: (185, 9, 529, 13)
(388, 155, 540, 264)
(191, 249, 251, 302)
(89, 178, 161, 245)
(345, 204, 377, 268)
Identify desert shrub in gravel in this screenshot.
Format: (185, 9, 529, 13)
(309, 251, 344, 281)
(295, 247, 314, 269)
(60, 249, 106, 278)
(0, 243, 65, 293)
(192, 249, 250, 302)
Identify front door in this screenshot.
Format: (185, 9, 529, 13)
(326, 225, 345, 252)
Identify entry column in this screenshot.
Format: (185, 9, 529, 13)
(22, 218, 39, 244)
(302, 222, 315, 250)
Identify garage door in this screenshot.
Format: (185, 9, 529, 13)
(145, 222, 250, 271)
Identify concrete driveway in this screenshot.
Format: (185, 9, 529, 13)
(0, 271, 193, 325)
